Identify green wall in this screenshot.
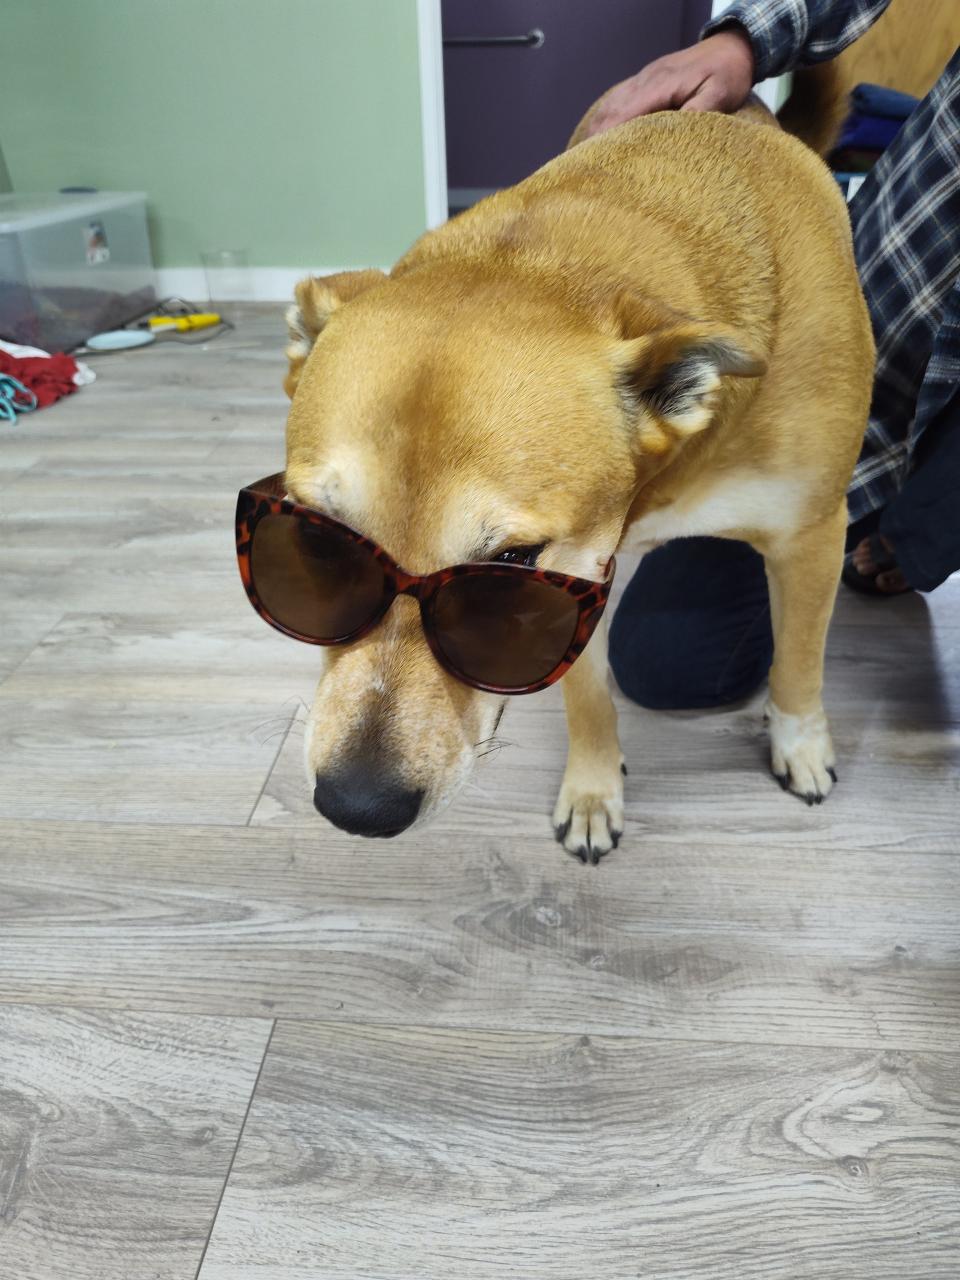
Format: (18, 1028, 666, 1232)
(0, 0, 428, 269)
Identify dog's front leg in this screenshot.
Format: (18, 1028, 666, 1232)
(553, 618, 625, 864)
(760, 502, 847, 803)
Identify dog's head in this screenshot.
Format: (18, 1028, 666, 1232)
(282, 266, 764, 836)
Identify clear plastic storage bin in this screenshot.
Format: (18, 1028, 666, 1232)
(0, 191, 156, 352)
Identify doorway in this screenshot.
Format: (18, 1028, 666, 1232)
(440, 0, 713, 214)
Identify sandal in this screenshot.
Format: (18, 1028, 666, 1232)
(842, 533, 912, 597)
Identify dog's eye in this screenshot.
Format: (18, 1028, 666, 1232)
(493, 544, 545, 568)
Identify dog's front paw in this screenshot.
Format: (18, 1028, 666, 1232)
(552, 761, 625, 865)
(766, 700, 836, 805)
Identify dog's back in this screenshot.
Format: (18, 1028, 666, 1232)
(399, 106, 857, 336)
(396, 108, 872, 491)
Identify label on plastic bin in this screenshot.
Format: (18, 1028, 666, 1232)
(85, 220, 110, 265)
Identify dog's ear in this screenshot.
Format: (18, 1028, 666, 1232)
(284, 269, 387, 397)
(614, 322, 766, 440)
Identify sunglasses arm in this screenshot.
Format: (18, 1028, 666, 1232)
(247, 473, 288, 499)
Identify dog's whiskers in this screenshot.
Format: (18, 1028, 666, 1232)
(253, 697, 311, 747)
(252, 716, 292, 736)
(473, 735, 516, 761)
(259, 727, 293, 745)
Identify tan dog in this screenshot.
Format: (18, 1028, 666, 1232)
(281, 102, 873, 859)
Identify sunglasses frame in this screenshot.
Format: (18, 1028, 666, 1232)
(236, 473, 614, 695)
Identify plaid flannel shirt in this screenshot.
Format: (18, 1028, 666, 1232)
(704, 1, 960, 520)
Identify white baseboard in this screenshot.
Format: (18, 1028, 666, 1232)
(154, 266, 381, 303)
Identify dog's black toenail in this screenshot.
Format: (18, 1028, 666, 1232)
(773, 772, 789, 791)
(621, 762, 628, 776)
(805, 794, 816, 806)
(554, 817, 572, 843)
(828, 767, 838, 783)
(610, 829, 622, 849)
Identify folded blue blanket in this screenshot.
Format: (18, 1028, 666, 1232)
(851, 82, 920, 121)
(838, 111, 905, 152)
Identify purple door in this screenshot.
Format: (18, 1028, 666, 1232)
(443, 0, 712, 207)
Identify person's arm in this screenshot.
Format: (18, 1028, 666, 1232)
(703, 0, 894, 81)
(583, 0, 893, 136)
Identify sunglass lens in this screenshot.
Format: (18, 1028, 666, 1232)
(430, 571, 580, 691)
(250, 512, 387, 641)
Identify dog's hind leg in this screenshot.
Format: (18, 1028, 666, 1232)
(553, 619, 625, 864)
(759, 502, 847, 804)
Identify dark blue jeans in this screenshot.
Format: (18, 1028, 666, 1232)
(609, 396, 960, 711)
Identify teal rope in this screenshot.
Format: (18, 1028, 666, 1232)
(0, 374, 38, 421)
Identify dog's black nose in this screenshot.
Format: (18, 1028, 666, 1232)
(313, 768, 423, 838)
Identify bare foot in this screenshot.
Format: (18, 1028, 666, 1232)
(850, 535, 910, 595)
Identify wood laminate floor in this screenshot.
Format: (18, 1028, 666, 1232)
(1, 307, 957, 1278)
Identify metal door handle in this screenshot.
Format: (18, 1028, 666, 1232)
(444, 28, 545, 49)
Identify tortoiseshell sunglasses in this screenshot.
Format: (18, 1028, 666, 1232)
(236, 474, 614, 695)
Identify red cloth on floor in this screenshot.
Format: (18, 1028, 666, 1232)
(0, 349, 79, 409)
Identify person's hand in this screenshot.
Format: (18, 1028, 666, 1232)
(583, 29, 756, 138)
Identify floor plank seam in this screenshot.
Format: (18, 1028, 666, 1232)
(0, 815, 280, 830)
(192, 1017, 277, 1280)
(0, 613, 68, 690)
(4, 816, 959, 857)
(245, 713, 299, 826)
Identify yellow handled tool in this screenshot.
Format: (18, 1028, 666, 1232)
(148, 312, 222, 332)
